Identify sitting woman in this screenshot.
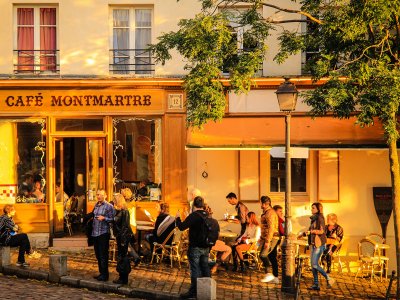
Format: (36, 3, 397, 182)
(0, 205, 41, 267)
(322, 213, 344, 273)
(32, 179, 45, 203)
(231, 211, 261, 272)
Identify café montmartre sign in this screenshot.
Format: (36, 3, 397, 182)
(0, 89, 165, 113)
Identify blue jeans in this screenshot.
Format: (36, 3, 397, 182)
(310, 244, 330, 286)
(187, 247, 210, 293)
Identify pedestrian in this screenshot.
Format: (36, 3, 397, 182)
(259, 195, 280, 284)
(92, 189, 115, 282)
(322, 213, 344, 273)
(0, 204, 41, 267)
(112, 193, 139, 284)
(306, 202, 336, 290)
(226, 192, 249, 236)
(175, 196, 210, 299)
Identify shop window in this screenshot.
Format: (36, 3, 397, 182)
(0, 120, 46, 204)
(113, 118, 162, 201)
(270, 157, 307, 193)
(109, 7, 154, 75)
(14, 5, 59, 74)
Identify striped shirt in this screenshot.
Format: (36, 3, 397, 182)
(91, 201, 115, 237)
(0, 214, 16, 245)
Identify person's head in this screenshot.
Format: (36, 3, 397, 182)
(327, 213, 338, 226)
(311, 202, 323, 215)
(55, 183, 61, 193)
(204, 203, 213, 216)
(188, 188, 201, 201)
(159, 203, 170, 214)
(226, 192, 238, 205)
(247, 211, 259, 226)
(273, 205, 283, 219)
(3, 204, 15, 217)
(193, 196, 205, 210)
(96, 189, 107, 203)
(24, 173, 33, 184)
(139, 181, 147, 188)
(260, 195, 272, 211)
(113, 193, 126, 210)
(121, 188, 133, 200)
(34, 180, 42, 190)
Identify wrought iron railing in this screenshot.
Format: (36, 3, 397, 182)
(110, 49, 155, 75)
(13, 50, 60, 74)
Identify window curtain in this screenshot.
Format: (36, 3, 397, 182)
(17, 8, 34, 71)
(135, 9, 151, 73)
(113, 9, 130, 74)
(40, 8, 57, 71)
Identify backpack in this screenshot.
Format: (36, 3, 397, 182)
(196, 211, 220, 248)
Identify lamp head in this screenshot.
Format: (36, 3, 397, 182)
(275, 78, 298, 112)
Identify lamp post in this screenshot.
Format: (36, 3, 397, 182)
(275, 78, 298, 294)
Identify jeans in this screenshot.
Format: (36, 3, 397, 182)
(311, 244, 330, 285)
(259, 238, 279, 277)
(8, 233, 31, 263)
(187, 247, 210, 293)
(93, 233, 110, 279)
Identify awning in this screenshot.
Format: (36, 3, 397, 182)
(187, 115, 387, 148)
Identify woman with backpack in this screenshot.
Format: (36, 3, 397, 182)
(231, 211, 261, 272)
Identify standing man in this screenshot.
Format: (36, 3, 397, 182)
(176, 196, 210, 299)
(259, 195, 279, 284)
(226, 192, 248, 236)
(92, 189, 115, 282)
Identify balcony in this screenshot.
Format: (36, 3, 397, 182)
(14, 50, 60, 75)
(110, 49, 155, 75)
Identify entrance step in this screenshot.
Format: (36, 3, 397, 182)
(51, 237, 93, 252)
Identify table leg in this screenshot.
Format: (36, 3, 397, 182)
(137, 230, 142, 256)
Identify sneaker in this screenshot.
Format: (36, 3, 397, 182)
(16, 262, 30, 267)
(327, 277, 336, 288)
(308, 285, 320, 291)
(28, 251, 42, 259)
(261, 273, 275, 283)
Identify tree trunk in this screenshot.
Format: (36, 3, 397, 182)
(387, 123, 400, 298)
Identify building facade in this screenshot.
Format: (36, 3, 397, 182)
(0, 0, 395, 271)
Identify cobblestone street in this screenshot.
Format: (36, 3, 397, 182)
(5, 249, 396, 299)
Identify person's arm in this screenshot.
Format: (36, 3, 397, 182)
(175, 213, 196, 231)
(336, 225, 344, 242)
(239, 204, 247, 224)
(248, 226, 261, 244)
(265, 211, 277, 243)
(104, 205, 115, 223)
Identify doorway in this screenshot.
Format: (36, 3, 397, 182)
(53, 137, 106, 236)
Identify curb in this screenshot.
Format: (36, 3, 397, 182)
(0, 266, 180, 300)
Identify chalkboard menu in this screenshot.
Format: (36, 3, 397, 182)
(372, 187, 393, 238)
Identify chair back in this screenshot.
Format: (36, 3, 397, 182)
(161, 228, 176, 247)
(366, 233, 385, 244)
(358, 238, 378, 259)
(172, 228, 182, 244)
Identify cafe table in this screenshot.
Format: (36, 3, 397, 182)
(136, 220, 155, 256)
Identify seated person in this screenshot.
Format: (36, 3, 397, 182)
(55, 184, 69, 217)
(322, 213, 344, 273)
(231, 211, 261, 272)
(18, 173, 34, 198)
(204, 204, 232, 274)
(32, 179, 45, 203)
(136, 181, 148, 198)
(146, 203, 175, 249)
(0, 204, 41, 267)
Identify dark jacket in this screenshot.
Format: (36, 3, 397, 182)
(176, 209, 208, 248)
(309, 213, 327, 246)
(114, 209, 134, 246)
(0, 214, 16, 245)
(153, 213, 175, 244)
(325, 223, 344, 243)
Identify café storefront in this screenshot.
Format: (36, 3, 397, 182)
(0, 79, 187, 247)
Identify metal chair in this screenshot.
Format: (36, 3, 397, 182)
(331, 242, 344, 272)
(150, 228, 176, 266)
(242, 242, 262, 270)
(366, 233, 385, 244)
(355, 238, 384, 282)
(163, 229, 183, 268)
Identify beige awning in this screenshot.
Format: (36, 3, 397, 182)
(187, 115, 386, 148)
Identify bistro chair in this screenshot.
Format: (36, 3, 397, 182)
(366, 233, 385, 244)
(150, 228, 176, 266)
(355, 238, 384, 282)
(162, 228, 183, 268)
(242, 242, 262, 270)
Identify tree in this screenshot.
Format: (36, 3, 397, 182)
(151, 0, 400, 294)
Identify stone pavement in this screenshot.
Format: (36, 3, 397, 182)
(5, 249, 396, 299)
(0, 272, 141, 299)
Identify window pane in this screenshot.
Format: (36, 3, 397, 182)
(270, 157, 307, 193)
(135, 28, 151, 49)
(40, 8, 56, 25)
(55, 119, 103, 131)
(113, 28, 129, 49)
(113, 118, 162, 201)
(135, 9, 151, 27)
(17, 8, 34, 25)
(113, 9, 129, 27)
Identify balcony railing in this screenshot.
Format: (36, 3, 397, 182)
(110, 49, 154, 75)
(14, 50, 60, 74)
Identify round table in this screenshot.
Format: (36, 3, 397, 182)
(219, 230, 238, 238)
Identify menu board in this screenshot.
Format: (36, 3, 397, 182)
(372, 187, 393, 238)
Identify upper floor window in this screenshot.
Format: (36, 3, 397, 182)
(14, 6, 59, 74)
(110, 7, 154, 75)
(302, 17, 320, 75)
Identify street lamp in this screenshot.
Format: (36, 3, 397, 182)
(275, 78, 298, 294)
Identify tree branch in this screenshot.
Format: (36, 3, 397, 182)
(261, 2, 322, 24)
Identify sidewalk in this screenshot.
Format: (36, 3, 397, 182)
(5, 249, 395, 299)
